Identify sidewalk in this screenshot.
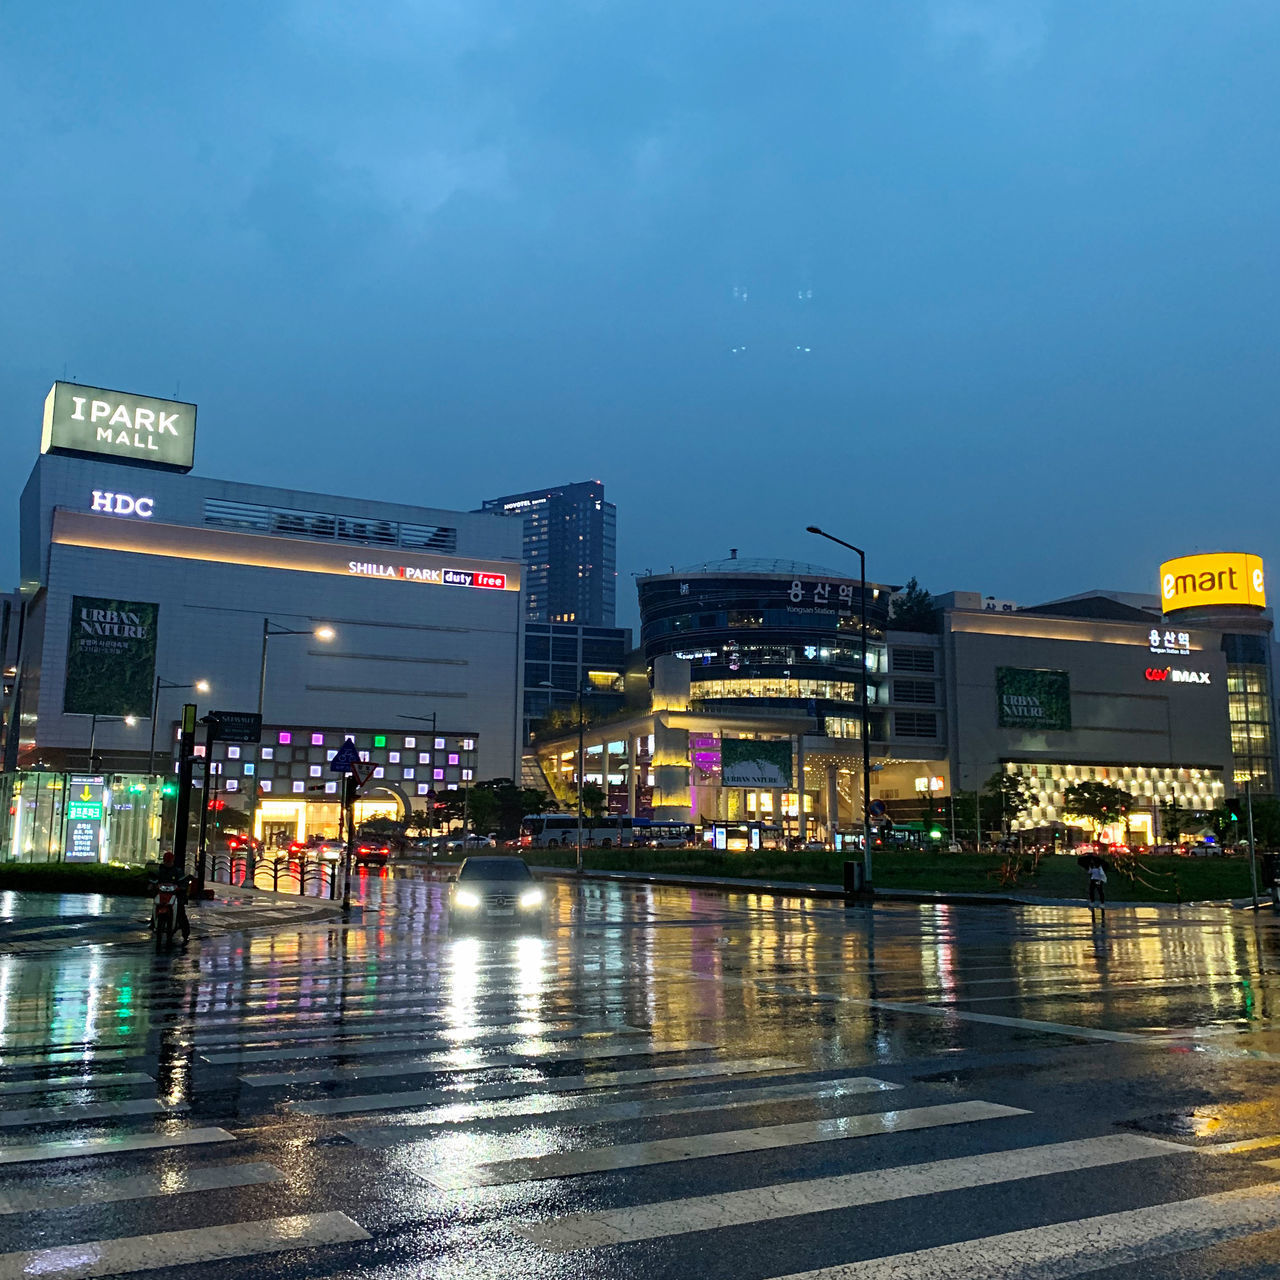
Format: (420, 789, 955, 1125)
(193, 881, 349, 937)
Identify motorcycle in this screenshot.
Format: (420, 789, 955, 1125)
(154, 879, 179, 952)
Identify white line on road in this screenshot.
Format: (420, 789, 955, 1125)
(243, 1039, 716, 1088)
(293, 1057, 799, 1116)
(0, 1098, 187, 1129)
(0, 1073, 154, 1097)
(759, 1181, 1280, 1280)
(201, 1023, 643, 1065)
(522, 1133, 1185, 1251)
(0, 1210, 369, 1280)
(428, 1100, 1026, 1189)
(0, 1126, 235, 1166)
(347, 1075, 900, 1143)
(836, 997, 1153, 1044)
(0, 1161, 284, 1215)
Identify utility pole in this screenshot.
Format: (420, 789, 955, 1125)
(171, 704, 197, 876)
(194, 716, 216, 896)
(1246, 777, 1259, 911)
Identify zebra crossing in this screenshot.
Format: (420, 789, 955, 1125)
(0, 880, 1278, 1278)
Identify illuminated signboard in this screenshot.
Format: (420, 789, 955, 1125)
(1145, 667, 1211, 685)
(42, 383, 197, 473)
(347, 562, 506, 590)
(1160, 553, 1266, 614)
(92, 491, 154, 519)
(64, 776, 105, 862)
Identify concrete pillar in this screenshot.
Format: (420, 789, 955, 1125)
(627, 735, 638, 817)
(827, 764, 840, 839)
(652, 716, 692, 822)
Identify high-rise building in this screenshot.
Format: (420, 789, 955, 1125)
(479, 481, 616, 626)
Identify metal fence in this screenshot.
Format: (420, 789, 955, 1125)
(206, 851, 345, 899)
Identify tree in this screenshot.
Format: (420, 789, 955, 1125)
(579, 783, 607, 819)
(983, 770, 1036, 832)
(889, 578, 938, 634)
(1063, 781, 1132, 834)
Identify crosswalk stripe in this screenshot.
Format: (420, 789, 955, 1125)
(347, 1075, 900, 1144)
(0, 1161, 284, 1215)
(0, 1073, 154, 1097)
(193, 1014, 602, 1048)
(521, 1133, 1185, 1251)
(201, 1022, 643, 1064)
(428, 1100, 1027, 1189)
(244, 1038, 716, 1088)
(0, 1048, 139, 1069)
(0, 1210, 369, 1279)
(291, 1057, 799, 1116)
(761, 1181, 1280, 1280)
(0, 1099, 187, 1128)
(0, 1126, 235, 1166)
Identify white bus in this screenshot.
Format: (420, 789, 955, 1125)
(520, 814, 635, 849)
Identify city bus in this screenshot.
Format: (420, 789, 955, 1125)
(519, 814, 635, 848)
(631, 818, 697, 847)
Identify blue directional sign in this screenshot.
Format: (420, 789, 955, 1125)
(329, 737, 361, 772)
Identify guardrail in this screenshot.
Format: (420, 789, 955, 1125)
(207, 851, 345, 899)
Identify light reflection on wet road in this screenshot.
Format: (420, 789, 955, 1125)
(3, 870, 1280, 1277)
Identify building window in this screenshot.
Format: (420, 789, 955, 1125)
(462, 768, 473, 781)
(308, 765, 321, 777)
(311, 733, 324, 746)
(448, 753, 460, 766)
(417, 784, 429, 795)
(891, 648, 935, 674)
(404, 736, 416, 749)
(292, 781, 304, 793)
(278, 732, 292, 745)
(261, 781, 272, 793)
(403, 768, 415, 780)
(418, 752, 431, 764)
(433, 768, 445, 780)
(325, 782, 337, 794)
(894, 711, 939, 738)
(435, 737, 445, 749)
(261, 747, 273, 760)
(388, 751, 400, 763)
(462, 738, 475, 751)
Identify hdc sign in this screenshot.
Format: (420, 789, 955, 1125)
(92, 491, 153, 518)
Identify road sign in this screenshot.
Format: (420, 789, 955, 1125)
(208, 711, 263, 744)
(869, 799, 887, 818)
(330, 737, 361, 772)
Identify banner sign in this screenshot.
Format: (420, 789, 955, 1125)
(64, 776, 105, 862)
(720, 739, 793, 788)
(42, 382, 197, 473)
(63, 596, 159, 717)
(208, 711, 263, 744)
(996, 667, 1071, 731)
(1159, 552, 1266, 613)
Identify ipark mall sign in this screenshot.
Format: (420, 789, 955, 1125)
(41, 382, 196, 473)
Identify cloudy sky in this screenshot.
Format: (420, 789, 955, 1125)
(3, 2, 1277, 628)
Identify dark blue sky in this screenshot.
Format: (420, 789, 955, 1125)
(4, 2, 1278, 631)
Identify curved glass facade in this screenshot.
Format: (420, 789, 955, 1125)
(638, 568, 893, 735)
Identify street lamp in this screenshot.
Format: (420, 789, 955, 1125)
(540, 680, 589, 874)
(806, 525, 873, 892)
(400, 713, 438, 843)
(150, 677, 210, 774)
(87, 713, 139, 773)
(258, 620, 335, 717)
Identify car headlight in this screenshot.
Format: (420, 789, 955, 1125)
(454, 889, 481, 909)
(519, 888, 544, 909)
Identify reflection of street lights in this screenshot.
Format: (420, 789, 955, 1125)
(541, 680, 589, 874)
(150, 677, 210, 773)
(806, 525, 873, 891)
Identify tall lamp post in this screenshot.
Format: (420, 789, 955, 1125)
(87, 713, 139, 772)
(252, 620, 335, 847)
(540, 680, 589, 874)
(150, 677, 210, 774)
(806, 525, 873, 892)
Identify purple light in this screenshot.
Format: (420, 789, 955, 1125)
(311, 733, 324, 746)
(278, 731, 292, 745)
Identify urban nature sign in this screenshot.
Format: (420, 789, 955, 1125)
(1159, 552, 1266, 614)
(63, 596, 159, 718)
(42, 382, 197, 473)
(996, 667, 1071, 731)
(720, 738, 793, 788)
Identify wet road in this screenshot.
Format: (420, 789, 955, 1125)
(5, 871, 1280, 1278)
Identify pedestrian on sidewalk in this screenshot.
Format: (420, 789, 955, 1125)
(1077, 849, 1108, 908)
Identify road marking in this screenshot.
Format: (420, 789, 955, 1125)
(292, 1057, 799, 1116)
(0, 1126, 235, 1166)
(193, 1015, 610, 1049)
(758, 1181, 1280, 1279)
(0, 1048, 139, 1069)
(348, 1075, 899, 1142)
(839, 997, 1153, 1044)
(201, 1023, 642, 1064)
(428, 1100, 1026, 1188)
(0, 1161, 284, 1215)
(0, 1073, 154, 1097)
(521, 1133, 1184, 1250)
(245, 1039, 716, 1088)
(0, 1098, 187, 1128)
(0, 1210, 369, 1279)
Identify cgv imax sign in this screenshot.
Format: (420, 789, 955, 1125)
(41, 382, 197, 473)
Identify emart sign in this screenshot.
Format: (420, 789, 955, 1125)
(42, 382, 197, 473)
(1160, 552, 1265, 614)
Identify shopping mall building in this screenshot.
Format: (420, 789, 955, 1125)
(528, 552, 1275, 845)
(0, 381, 524, 862)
